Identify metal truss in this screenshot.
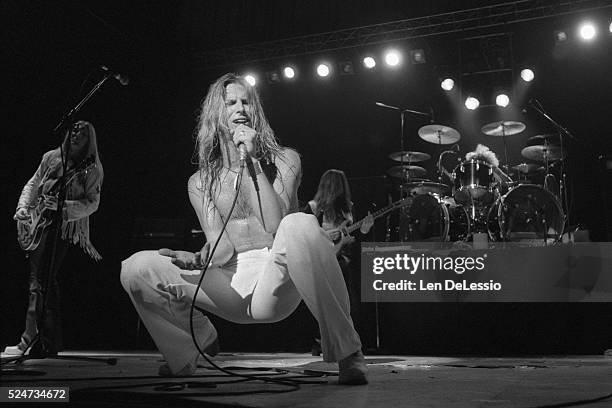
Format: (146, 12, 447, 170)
(194, 0, 612, 69)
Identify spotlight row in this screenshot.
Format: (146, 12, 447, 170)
(556, 19, 612, 42)
(242, 48, 423, 86)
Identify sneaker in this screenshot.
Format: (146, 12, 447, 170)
(158, 334, 219, 377)
(338, 350, 368, 385)
(3, 342, 28, 356)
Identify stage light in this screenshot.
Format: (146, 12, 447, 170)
(410, 49, 426, 64)
(244, 74, 257, 86)
(339, 60, 354, 75)
(384, 50, 401, 67)
(609, 20, 612, 33)
(554, 30, 568, 42)
(465, 96, 480, 110)
(266, 70, 281, 84)
(578, 22, 597, 41)
(440, 78, 454, 91)
(495, 93, 510, 108)
(283, 66, 295, 79)
(363, 56, 376, 69)
(520, 68, 535, 82)
(317, 63, 330, 77)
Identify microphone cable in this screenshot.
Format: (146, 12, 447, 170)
(184, 160, 324, 393)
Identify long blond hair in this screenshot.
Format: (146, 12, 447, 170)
(194, 73, 282, 203)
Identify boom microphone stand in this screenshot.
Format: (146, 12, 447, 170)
(524, 99, 576, 234)
(3, 71, 120, 373)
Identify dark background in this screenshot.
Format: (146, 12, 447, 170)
(2, 0, 611, 354)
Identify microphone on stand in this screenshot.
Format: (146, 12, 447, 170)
(101, 65, 130, 86)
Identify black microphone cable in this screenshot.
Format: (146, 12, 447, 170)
(183, 160, 324, 393)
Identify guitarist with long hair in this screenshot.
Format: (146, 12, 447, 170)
(4, 120, 103, 356)
(304, 169, 374, 354)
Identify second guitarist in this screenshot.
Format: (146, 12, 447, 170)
(5, 120, 103, 357)
(303, 169, 374, 353)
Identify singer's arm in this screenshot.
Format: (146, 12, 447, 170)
(243, 148, 301, 233)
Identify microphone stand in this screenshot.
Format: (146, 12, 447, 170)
(376, 102, 431, 242)
(526, 100, 574, 235)
(4, 73, 117, 374)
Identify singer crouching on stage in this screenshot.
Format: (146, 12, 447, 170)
(120, 73, 367, 384)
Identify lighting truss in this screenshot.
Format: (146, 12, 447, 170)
(194, 0, 612, 69)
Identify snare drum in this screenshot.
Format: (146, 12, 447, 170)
(487, 184, 564, 242)
(453, 159, 495, 204)
(403, 194, 470, 242)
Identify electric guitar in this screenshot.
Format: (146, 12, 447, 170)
(16, 156, 96, 251)
(330, 197, 412, 254)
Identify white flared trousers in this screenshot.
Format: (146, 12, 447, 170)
(120, 213, 362, 373)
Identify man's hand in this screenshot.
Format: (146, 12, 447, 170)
(159, 243, 210, 270)
(232, 124, 258, 158)
(43, 195, 59, 211)
(14, 207, 29, 221)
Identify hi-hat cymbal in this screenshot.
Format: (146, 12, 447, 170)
(511, 163, 542, 174)
(418, 124, 461, 144)
(386, 165, 427, 179)
(527, 134, 561, 146)
(388, 151, 431, 163)
(521, 145, 566, 162)
(481, 121, 526, 136)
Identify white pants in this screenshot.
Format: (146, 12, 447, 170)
(120, 213, 362, 373)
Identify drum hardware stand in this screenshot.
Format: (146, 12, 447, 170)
(375, 102, 431, 242)
(524, 99, 577, 234)
(3, 71, 119, 374)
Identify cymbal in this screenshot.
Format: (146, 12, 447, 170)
(511, 163, 542, 174)
(481, 121, 526, 137)
(387, 165, 427, 179)
(521, 145, 566, 162)
(418, 124, 461, 144)
(388, 151, 431, 163)
(527, 134, 561, 146)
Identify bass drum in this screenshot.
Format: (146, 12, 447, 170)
(402, 193, 470, 242)
(487, 184, 564, 242)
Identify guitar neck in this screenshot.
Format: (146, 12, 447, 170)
(345, 199, 409, 234)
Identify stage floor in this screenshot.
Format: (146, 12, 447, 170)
(2, 351, 611, 407)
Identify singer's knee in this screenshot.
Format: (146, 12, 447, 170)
(120, 250, 160, 293)
(278, 212, 320, 240)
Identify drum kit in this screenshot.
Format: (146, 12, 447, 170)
(386, 121, 567, 244)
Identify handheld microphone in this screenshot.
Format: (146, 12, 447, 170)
(238, 143, 248, 166)
(101, 65, 129, 86)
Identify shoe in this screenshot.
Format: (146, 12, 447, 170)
(158, 333, 219, 377)
(311, 338, 322, 356)
(338, 350, 368, 385)
(3, 342, 28, 356)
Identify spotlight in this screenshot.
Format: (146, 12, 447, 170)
(363, 56, 376, 69)
(384, 50, 401, 67)
(609, 20, 612, 33)
(440, 78, 454, 91)
(520, 68, 535, 82)
(317, 63, 330, 77)
(244, 74, 257, 86)
(579, 22, 597, 41)
(266, 70, 281, 84)
(339, 60, 354, 75)
(495, 93, 510, 108)
(465, 96, 480, 110)
(283, 66, 295, 79)
(410, 49, 426, 64)
(554, 30, 568, 42)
